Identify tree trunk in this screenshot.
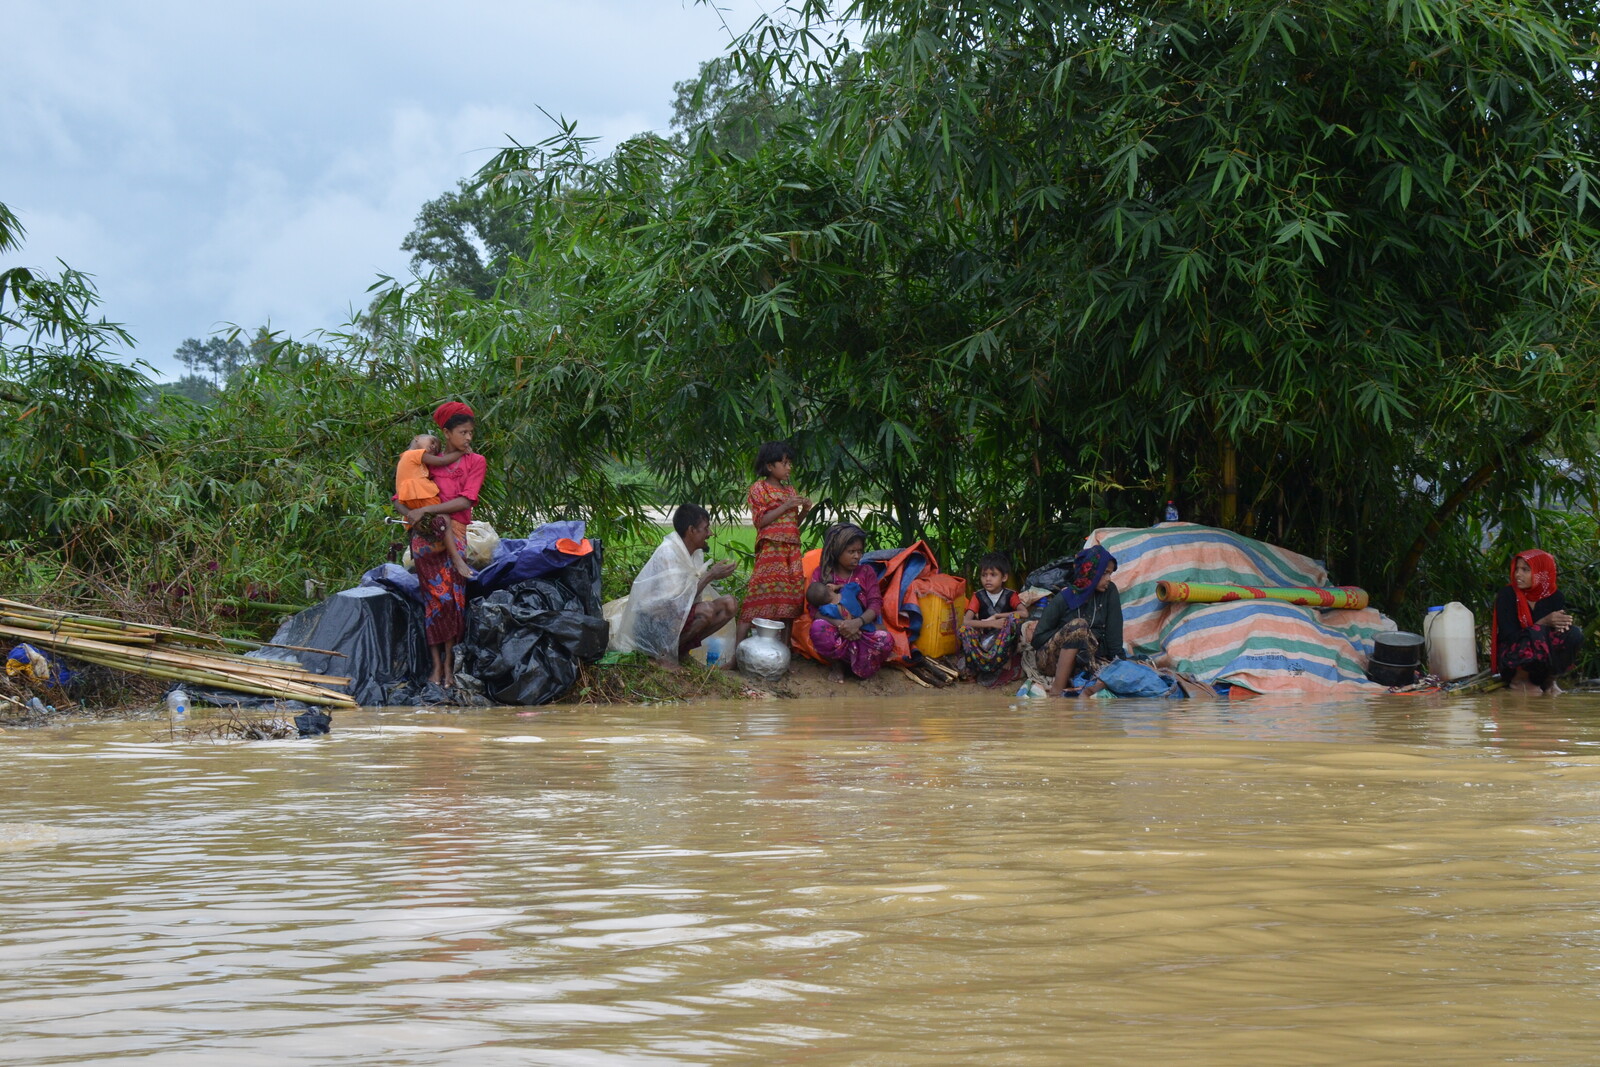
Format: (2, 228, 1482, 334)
(1388, 422, 1551, 611)
(1219, 440, 1239, 530)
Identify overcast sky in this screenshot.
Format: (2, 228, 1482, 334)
(3, 0, 774, 377)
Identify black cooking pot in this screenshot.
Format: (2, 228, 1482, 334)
(1372, 631, 1425, 668)
(1367, 660, 1418, 687)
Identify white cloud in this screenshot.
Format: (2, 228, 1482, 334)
(1, 0, 777, 376)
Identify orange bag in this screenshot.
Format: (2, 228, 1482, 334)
(789, 548, 827, 662)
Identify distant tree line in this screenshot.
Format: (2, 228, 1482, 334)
(157, 329, 278, 403)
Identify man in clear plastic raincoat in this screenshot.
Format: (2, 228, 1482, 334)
(610, 504, 737, 668)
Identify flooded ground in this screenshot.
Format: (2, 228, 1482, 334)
(1, 691, 1598, 1064)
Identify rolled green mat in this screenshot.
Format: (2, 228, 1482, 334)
(1156, 581, 1369, 610)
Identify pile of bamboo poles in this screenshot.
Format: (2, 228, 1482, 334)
(0, 599, 354, 708)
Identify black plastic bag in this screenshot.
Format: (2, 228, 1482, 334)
(1025, 555, 1078, 593)
(458, 560, 609, 706)
(294, 709, 333, 736)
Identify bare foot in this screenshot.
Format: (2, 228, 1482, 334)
(1544, 682, 1564, 697)
(1511, 679, 1541, 695)
(454, 561, 475, 580)
(829, 662, 846, 684)
(652, 657, 682, 673)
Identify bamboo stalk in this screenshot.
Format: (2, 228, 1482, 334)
(0, 626, 352, 700)
(0, 616, 161, 644)
(39, 648, 350, 702)
(0, 626, 343, 683)
(0, 600, 354, 704)
(0, 600, 240, 649)
(59, 651, 353, 707)
(0, 601, 349, 657)
(256, 641, 346, 657)
(48, 640, 351, 695)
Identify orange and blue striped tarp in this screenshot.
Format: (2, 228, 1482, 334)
(1087, 523, 1393, 695)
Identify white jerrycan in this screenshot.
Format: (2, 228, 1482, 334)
(1424, 602, 1479, 681)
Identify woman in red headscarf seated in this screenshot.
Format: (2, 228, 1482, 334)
(396, 401, 486, 690)
(1492, 549, 1583, 695)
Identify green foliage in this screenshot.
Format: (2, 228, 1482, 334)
(462, 0, 1600, 631)
(400, 180, 535, 298)
(0, 214, 158, 549)
(153, 374, 221, 405)
(669, 55, 819, 155)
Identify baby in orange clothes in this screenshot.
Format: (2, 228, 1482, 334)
(396, 434, 474, 578)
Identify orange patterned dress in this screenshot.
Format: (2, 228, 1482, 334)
(739, 479, 805, 624)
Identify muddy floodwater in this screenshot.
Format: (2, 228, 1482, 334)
(2, 693, 1599, 1064)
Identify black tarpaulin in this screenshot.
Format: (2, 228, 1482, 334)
(457, 545, 608, 706)
(269, 586, 430, 706)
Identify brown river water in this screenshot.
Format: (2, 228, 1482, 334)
(1, 691, 1598, 1065)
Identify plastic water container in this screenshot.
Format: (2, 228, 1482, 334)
(703, 636, 724, 666)
(1424, 603, 1478, 680)
(914, 593, 960, 658)
(165, 687, 189, 720)
(1164, 500, 1180, 522)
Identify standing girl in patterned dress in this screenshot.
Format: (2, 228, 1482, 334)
(734, 442, 812, 650)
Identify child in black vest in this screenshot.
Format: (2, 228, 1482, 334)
(959, 551, 1026, 682)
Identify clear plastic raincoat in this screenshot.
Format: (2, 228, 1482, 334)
(607, 532, 706, 664)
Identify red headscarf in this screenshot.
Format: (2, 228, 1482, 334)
(1492, 548, 1559, 666)
(432, 401, 474, 428)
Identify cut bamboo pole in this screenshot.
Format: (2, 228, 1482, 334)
(58, 651, 352, 707)
(0, 600, 256, 649)
(0, 599, 354, 704)
(0, 625, 353, 706)
(0, 602, 342, 660)
(0, 616, 161, 644)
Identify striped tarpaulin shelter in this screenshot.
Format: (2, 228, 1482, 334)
(1084, 523, 1395, 696)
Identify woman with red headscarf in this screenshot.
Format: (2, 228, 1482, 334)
(1492, 549, 1582, 695)
(397, 402, 487, 690)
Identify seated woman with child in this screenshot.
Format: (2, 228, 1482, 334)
(807, 523, 895, 682)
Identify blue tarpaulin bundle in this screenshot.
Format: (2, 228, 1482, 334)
(360, 520, 595, 603)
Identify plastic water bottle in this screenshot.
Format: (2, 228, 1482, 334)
(166, 687, 189, 720)
(1164, 500, 1180, 522)
(703, 637, 724, 666)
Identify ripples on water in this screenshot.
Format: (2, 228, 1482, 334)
(1, 693, 1598, 1064)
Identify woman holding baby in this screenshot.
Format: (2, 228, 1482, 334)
(393, 401, 485, 689)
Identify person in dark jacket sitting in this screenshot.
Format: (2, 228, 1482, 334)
(1024, 546, 1125, 697)
(1492, 548, 1582, 695)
